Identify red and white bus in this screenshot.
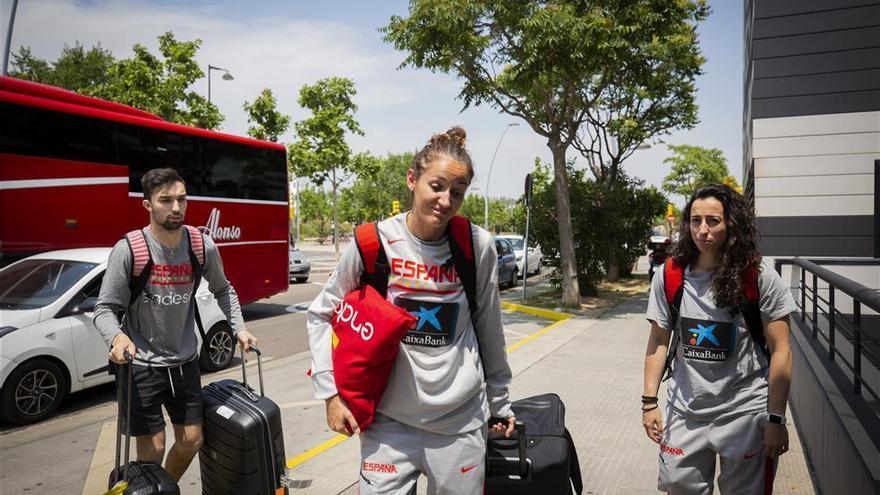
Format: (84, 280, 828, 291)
(0, 76, 289, 304)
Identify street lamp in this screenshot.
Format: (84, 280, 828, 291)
(2, 0, 20, 76)
(207, 64, 233, 103)
(484, 123, 519, 231)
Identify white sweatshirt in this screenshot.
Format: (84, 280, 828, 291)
(306, 213, 514, 435)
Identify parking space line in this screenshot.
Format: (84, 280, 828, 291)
(287, 434, 349, 469)
(81, 421, 120, 495)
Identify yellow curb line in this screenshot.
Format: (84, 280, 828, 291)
(285, 302, 572, 470)
(287, 433, 349, 469)
(500, 301, 572, 321)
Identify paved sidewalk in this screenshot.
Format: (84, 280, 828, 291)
(289, 294, 817, 494)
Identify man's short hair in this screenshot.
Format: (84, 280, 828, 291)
(141, 168, 186, 200)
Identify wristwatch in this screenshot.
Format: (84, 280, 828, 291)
(768, 413, 787, 425)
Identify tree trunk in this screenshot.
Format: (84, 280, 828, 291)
(549, 139, 580, 306)
(332, 167, 339, 258)
(607, 250, 620, 282)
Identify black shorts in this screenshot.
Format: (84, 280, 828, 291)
(119, 359, 203, 436)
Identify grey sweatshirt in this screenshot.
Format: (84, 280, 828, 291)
(307, 213, 514, 435)
(94, 227, 245, 367)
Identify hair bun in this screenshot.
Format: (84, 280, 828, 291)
(430, 126, 467, 150)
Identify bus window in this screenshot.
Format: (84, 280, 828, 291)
(118, 125, 200, 195)
(0, 103, 117, 164)
(201, 139, 286, 202)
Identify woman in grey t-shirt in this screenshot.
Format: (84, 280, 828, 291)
(642, 184, 796, 494)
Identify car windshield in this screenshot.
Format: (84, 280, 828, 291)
(503, 238, 524, 250)
(0, 259, 97, 309)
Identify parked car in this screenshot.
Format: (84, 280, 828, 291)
(0, 248, 236, 425)
(496, 234, 543, 277)
(494, 237, 518, 289)
(289, 246, 311, 283)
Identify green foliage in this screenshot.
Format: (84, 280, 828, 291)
(459, 194, 522, 234)
(340, 153, 413, 224)
(88, 32, 223, 129)
(11, 43, 114, 92)
(299, 186, 333, 239)
(243, 88, 291, 142)
(662, 144, 737, 201)
(528, 162, 666, 293)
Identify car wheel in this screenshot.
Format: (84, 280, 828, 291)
(1, 358, 67, 425)
(200, 322, 236, 372)
(510, 268, 519, 288)
(294, 276, 309, 284)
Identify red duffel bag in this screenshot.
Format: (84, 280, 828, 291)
(331, 283, 416, 432)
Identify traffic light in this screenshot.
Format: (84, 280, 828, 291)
(391, 200, 401, 215)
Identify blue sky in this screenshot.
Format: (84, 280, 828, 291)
(9, 0, 744, 202)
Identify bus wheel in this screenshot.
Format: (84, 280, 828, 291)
(200, 323, 236, 372)
(1, 359, 66, 425)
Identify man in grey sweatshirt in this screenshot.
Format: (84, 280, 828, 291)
(94, 167, 256, 481)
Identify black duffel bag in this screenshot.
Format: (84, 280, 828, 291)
(486, 393, 583, 495)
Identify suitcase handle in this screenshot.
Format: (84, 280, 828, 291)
(112, 351, 134, 486)
(239, 345, 264, 396)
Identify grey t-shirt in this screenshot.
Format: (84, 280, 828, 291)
(646, 263, 796, 422)
(94, 228, 245, 367)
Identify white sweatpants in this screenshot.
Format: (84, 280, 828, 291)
(658, 411, 777, 495)
(358, 413, 488, 495)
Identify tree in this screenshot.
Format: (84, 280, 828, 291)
(459, 195, 521, 234)
(243, 88, 291, 142)
(11, 43, 114, 92)
(341, 152, 412, 225)
(90, 32, 223, 129)
(289, 77, 377, 255)
(299, 186, 333, 240)
(383, 0, 708, 305)
(662, 144, 738, 201)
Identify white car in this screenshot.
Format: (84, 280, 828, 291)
(495, 235, 543, 277)
(0, 248, 236, 425)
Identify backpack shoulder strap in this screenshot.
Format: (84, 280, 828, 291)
(124, 228, 152, 306)
(740, 264, 768, 361)
(183, 225, 208, 340)
(354, 222, 390, 297)
(446, 215, 477, 315)
(661, 259, 686, 381)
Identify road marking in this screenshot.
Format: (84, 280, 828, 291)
(279, 399, 324, 409)
(285, 301, 314, 313)
(286, 303, 571, 471)
(81, 421, 118, 495)
(287, 434, 349, 469)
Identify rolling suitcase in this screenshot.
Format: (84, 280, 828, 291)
(107, 353, 180, 495)
(485, 393, 583, 495)
(200, 346, 288, 495)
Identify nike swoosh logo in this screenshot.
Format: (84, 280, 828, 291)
(388, 239, 405, 245)
(744, 449, 762, 460)
(460, 464, 479, 474)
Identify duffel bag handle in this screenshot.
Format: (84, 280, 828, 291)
(239, 346, 264, 396)
(487, 420, 528, 479)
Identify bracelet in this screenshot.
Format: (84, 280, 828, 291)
(641, 404, 659, 412)
(641, 395, 659, 403)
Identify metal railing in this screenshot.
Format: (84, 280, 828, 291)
(774, 258, 880, 410)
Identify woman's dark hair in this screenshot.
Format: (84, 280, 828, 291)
(410, 126, 474, 182)
(671, 183, 761, 309)
(141, 167, 185, 200)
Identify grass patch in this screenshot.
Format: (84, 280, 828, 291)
(510, 274, 651, 318)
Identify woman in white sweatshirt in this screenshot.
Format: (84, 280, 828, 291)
(307, 127, 515, 494)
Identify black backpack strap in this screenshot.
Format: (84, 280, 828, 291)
(184, 226, 207, 341)
(354, 222, 390, 297)
(124, 228, 153, 306)
(739, 264, 768, 362)
(564, 427, 584, 494)
(446, 216, 477, 317)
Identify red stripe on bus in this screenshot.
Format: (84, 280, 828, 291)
(0, 154, 128, 181)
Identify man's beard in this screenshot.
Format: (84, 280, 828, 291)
(162, 219, 183, 230)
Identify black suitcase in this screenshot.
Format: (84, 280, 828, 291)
(107, 354, 180, 495)
(200, 347, 288, 495)
(485, 393, 583, 495)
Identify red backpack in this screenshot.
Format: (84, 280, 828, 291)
(661, 258, 766, 380)
(328, 215, 479, 432)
